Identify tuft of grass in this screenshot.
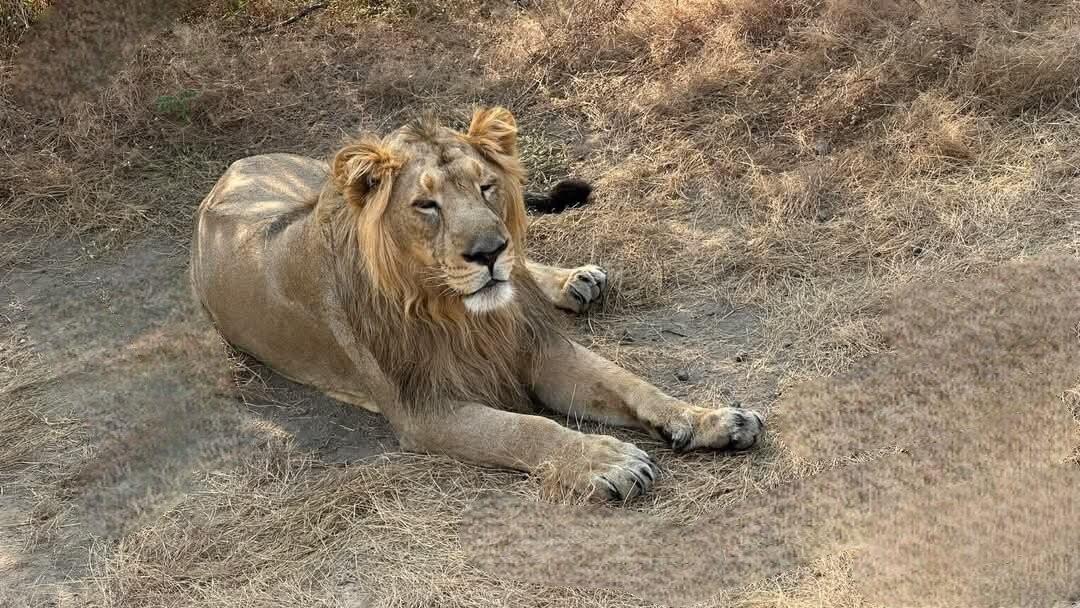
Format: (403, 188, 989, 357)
(518, 132, 572, 190)
(155, 88, 198, 123)
(0, 0, 49, 51)
(225, 0, 249, 17)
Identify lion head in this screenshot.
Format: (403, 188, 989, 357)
(327, 107, 532, 318)
(316, 107, 561, 411)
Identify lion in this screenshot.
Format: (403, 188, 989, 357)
(190, 107, 764, 500)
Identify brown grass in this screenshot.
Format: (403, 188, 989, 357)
(1, 0, 1078, 606)
(458, 257, 1080, 606)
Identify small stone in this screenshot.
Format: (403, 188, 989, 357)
(675, 370, 690, 382)
(734, 353, 748, 363)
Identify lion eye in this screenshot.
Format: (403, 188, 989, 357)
(414, 199, 439, 211)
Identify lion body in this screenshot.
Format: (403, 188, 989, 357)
(191, 109, 763, 500)
(191, 154, 384, 408)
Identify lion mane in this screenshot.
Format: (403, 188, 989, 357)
(314, 109, 564, 414)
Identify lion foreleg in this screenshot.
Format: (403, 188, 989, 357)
(530, 340, 765, 453)
(393, 401, 657, 501)
(525, 260, 607, 314)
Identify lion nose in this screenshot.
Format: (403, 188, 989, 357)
(463, 233, 508, 269)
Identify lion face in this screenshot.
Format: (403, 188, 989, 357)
(330, 108, 529, 317)
(384, 136, 517, 314)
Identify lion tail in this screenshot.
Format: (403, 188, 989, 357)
(524, 179, 592, 214)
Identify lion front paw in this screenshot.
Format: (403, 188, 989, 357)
(560, 265, 607, 314)
(660, 406, 764, 452)
(557, 434, 658, 501)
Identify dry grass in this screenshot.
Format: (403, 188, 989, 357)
(2, 0, 1079, 606)
(458, 257, 1080, 606)
(0, 309, 73, 488)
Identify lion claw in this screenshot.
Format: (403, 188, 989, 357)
(563, 265, 607, 314)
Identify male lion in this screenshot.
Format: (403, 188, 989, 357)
(190, 107, 764, 500)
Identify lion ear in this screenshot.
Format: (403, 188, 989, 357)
(467, 106, 518, 158)
(331, 137, 401, 206)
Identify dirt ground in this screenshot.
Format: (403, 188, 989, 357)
(2, 1, 1079, 607)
